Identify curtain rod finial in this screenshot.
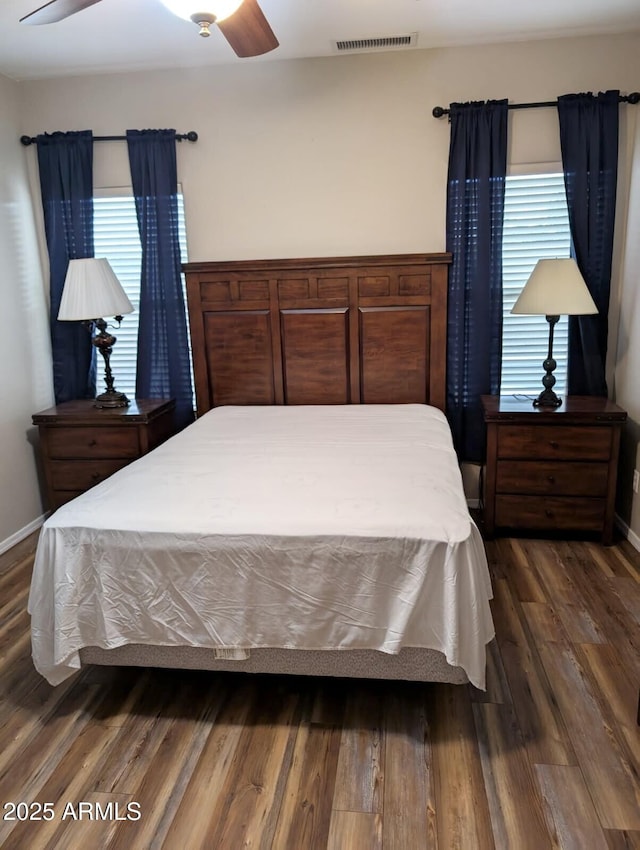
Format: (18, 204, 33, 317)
(178, 131, 198, 142)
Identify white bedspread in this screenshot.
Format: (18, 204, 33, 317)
(28, 404, 494, 688)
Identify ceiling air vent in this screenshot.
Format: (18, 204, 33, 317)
(334, 33, 418, 53)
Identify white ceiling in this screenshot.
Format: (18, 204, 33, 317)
(2, 0, 640, 82)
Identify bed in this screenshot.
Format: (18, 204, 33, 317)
(29, 253, 495, 689)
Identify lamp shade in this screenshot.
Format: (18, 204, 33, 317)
(58, 258, 133, 321)
(159, 0, 244, 22)
(511, 258, 598, 316)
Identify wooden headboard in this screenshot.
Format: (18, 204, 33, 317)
(183, 253, 451, 417)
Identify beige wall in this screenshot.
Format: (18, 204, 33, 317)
(0, 74, 52, 551)
(3, 31, 639, 546)
(18, 34, 640, 262)
(613, 115, 640, 543)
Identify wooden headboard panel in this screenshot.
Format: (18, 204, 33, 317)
(183, 253, 451, 417)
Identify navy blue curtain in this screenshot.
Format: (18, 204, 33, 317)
(37, 131, 95, 403)
(558, 90, 619, 397)
(126, 129, 194, 430)
(446, 100, 508, 462)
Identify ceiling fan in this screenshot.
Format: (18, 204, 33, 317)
(19, 0, 279, 58)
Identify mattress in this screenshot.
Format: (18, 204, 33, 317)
(28, 404, 494, 688)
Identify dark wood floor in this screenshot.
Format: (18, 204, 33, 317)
(0, 530, 639, 849)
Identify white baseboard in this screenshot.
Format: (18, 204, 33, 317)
(0, 514, 46, 557)
(615, 514, 640, 553)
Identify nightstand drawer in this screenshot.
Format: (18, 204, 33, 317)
(51, 490, 84, 509)
(33, 399, 177, 513)
(50, 459, 130, 491)
(496, 425, 611, 461)
(482, 396, 626, 544)
(495, 495, 606, 531)
(495, 460, 609, 497)
(47, 426, 139, 459)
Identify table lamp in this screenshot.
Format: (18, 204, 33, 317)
(58, 258, 134, 408)
(511, 258, 598, 408)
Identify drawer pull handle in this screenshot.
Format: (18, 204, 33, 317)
(545, 509, 554, 518)
(547, 476, 555, 484)
(549, 440, 559, 449)
(91, 472, 101, 481)
(88, 439, 97, 447)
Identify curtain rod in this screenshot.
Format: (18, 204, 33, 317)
(431, 92, 639, 119)
(20, 131, 198, 146)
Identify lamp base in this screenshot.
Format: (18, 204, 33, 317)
(532, 314, 562, 409)
(94, 390, 130, 409)
(533, 389, 562, 408)
(91, 318, 129, 409)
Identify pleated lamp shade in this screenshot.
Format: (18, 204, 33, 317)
(58, 258, 133, 321)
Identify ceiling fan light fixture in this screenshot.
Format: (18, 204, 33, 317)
(20, 0, 277, 58)
(190, 12, 215, 36)
(159, 0, 245, 25)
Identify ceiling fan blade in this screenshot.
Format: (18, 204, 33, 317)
(20, 0, 103, 25)
(216, 0, 278, 58)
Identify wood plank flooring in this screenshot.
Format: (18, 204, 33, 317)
(0, 531, 638, 849)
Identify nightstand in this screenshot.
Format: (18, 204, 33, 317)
(481, 395, 626, 545)
(33, 398, 176, 510)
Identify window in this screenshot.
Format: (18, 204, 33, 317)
(501, 172, 571, 397)
(93, 189, 190, 400)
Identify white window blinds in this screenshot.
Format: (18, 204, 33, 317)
(501, 172, 572, 397)
(93, 190, 189, 401)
